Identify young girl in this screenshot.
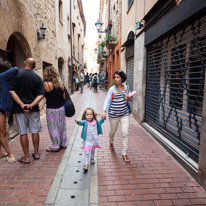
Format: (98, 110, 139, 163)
(75, 107, 105, 171)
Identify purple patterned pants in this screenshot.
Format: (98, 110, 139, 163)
(46, 106, 67, 149)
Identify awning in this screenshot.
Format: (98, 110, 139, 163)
(121, 39, 134, 47)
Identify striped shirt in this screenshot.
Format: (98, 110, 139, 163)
(108, 92, 129, 119)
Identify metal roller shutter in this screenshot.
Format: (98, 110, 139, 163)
(126, 57, 134, 112)
(145, 13, 206, 163)
(126, 57, 134, 92)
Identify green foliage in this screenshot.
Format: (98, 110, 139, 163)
(103, 34, 116, 45)
(105, 27, 107, 32)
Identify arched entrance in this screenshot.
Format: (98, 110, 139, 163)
(6, 32, 32, 68)
(58, 57, 65, 84)
(6, 32, 32, 135)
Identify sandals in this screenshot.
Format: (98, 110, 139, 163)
(109, 143, 114, 150)
(91, 159, 95, 164)
(0, 153, 8, 159)
(46, 147, 60, 152)
(32, 153, 40, 160)
(122, 155, 130, 163)
(83, 164, 88, 171)
(18, 157, 30, 164)
(7, 156, 16, 164)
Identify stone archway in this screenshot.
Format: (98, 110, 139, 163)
(6, 32, 32, 68)
(58, 57, 65, 84)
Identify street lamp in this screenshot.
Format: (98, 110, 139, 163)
(94, 48, 98, 54)
(95, 20, 106, 33)
(37, 23, 47, 41)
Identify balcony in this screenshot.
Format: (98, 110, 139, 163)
(101, 47, 109, 58)
(105, 22, 116, 50)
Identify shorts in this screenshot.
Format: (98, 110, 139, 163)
(86, 79, 90, 83)
(15, 112, 42, 135)
(93, 83, 98, 88)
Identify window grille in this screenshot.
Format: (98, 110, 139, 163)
(145, 13, 206, 162)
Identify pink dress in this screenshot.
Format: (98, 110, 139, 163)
(82, 120, 102, 151)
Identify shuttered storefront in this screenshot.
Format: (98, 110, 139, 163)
(145, 13, 206, 163)
(126, 56, 134, 111)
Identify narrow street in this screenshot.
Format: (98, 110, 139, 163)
(0, 87, 206, 206)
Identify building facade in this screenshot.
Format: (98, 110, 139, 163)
(121, 0, 206, 189)
(0, 0, 86, 109)
(98, 0, 122, 87)
(84, 38, 98, 74)
(71, 0, 86, 92)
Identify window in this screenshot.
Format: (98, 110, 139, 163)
(42, 61, 52, 71)
(59, 0, 63, 25)
(128, 0, 134, 10)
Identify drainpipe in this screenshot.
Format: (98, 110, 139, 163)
(108, 0, 110, 24)
(70, 0, 73, 94)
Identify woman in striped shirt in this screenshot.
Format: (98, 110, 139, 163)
(102, 71, 133, 162)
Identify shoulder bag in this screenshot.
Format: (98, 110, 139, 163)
(114, 85, 131, 114)
(64, 85, 75, 117)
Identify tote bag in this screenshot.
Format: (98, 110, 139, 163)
(64, 85, 75, 117)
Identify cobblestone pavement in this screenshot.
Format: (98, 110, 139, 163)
(1, 87, 206, 206)
(95, 89, 206, 206)
(0, 88, 88, 206)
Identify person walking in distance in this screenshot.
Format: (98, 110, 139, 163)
(9, 58, 44, 164)
(75, 108, 105, 171)
(80, 69, 84, 93)
(0, 61, 18, 163)
(92, 73, 99, 92)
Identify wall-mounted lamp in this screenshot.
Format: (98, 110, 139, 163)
(37, 23, 47, 41)
(95, 19, 106, 33)
(136, 21, 143, 30)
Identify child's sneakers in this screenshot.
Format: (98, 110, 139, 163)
(90, 159, 95, 164)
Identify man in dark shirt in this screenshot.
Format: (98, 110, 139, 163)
(9, 58, 44, 164)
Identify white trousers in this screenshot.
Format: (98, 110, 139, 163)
(109, 115, 129, 155)
(84, 149, 95, 165)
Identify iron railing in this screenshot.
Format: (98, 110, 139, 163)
(145, 13, 206, 163)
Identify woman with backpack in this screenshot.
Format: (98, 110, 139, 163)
(92, 73, 99, 92)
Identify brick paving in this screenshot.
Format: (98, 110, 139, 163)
(95, 89, 206, 206)
(0, 88, 88, 206)
(1, 87, 206, 206)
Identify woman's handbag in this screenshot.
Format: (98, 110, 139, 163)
(114, 85, 132, 114)
(64, 85, 75, 117)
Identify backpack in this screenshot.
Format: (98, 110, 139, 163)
(93, 75, 97, 83)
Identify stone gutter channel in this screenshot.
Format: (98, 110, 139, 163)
(44, 90, 98, 206)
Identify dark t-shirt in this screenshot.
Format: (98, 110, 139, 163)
(9, 69, 44, 113)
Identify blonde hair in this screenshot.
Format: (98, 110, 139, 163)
(43, 66, 62, 89)
(81, 107, 98, 121)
